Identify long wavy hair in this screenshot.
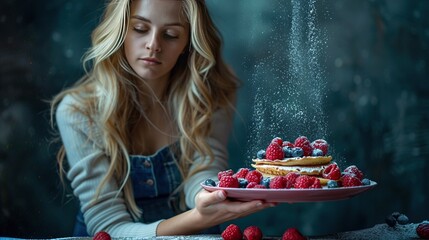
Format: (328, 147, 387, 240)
(50, 0, 238, 219)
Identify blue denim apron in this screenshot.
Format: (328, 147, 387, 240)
(73, 144, 219, 236)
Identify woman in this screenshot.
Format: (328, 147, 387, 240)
(51, 0, 274, 237)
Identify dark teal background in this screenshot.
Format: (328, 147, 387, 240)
(0, 0, 428, 238)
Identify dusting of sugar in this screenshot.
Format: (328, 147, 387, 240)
(245, 0, 328, 161)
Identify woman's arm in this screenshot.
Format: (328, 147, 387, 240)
(56, 95, 162, 238)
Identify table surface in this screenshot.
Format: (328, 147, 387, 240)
(0, 222, 423, 240)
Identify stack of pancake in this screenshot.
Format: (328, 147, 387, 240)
(251, 155, 334, 184)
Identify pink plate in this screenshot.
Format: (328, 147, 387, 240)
(200, 181, 377, 203)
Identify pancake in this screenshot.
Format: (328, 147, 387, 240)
(252, 156, 332, 166)
(251, 162, 331, 176)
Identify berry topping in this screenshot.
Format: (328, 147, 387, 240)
(361, 178, 371, 185)
(416, 222, 429, 239)
(282, 228, 306, 240)
(204, 178, 216, 187)
(243, 226, 263, 240)
(309, 178, 322, 188)
(294, 136, 313, 156)
(294, 175, 320, 189)
(269, 176, 286, 189)
(285, 172, 300, 189)
(221, 224, 243, 240)
(322, 163, 341, 180)
(245, 170, 263, 184)
(282, 141, 294, 148)
(246, 182, 258, 188)
(235, 168, 250, 179)
(238, 178, 249, 188)
(311, 139, 329, 155)
(312, 148, 324, 156)
(291, 147, 304, 158)
(283, 146, 293, 158)
(341, 174, 362, 187)
(266, 142, 285, 160)
(218, 175, 239, 188)
(256, 150, 266, 159)
(218, 169, 234, 181)
(343, 165, 364, 180)
(261, 177, 271, 188)
(327, 180, 338, 188)
(271, 137, 283, 146)
(94, 231, 111, 240)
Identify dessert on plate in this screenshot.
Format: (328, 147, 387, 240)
(207, 136, 372, 190)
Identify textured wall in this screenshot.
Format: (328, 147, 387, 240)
(0, 0, 428, 238)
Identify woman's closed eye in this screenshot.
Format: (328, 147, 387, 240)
(132, 25, 147, 33)
(132, 27, 179, 40)
(163, 32, 179, 40)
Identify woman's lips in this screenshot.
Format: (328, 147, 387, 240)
(140, 57, 161, 65)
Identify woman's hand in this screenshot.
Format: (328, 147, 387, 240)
(157, 189, 276, 235)
(192, 189, 276, 227)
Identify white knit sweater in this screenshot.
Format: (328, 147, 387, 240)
(56, 94, 231, 237)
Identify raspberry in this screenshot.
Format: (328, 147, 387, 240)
(282, 141, 294, 148)
(294, 175, 312, 189)
(246, 182, 258, 188)
(218, 169, 234, 181)
(94, 231, 111, 240)
(282, 228, 306, 240)
(221, 224, 243, 240)
(294, 175, 319, 189)
(341, 174, 362, 187)
(243, 226, 263, 240)
(271, 137, 283, 146)
(309, 178, 322, 188)
(234, 168, 250, 179)
(416, 222, 429, 239)
(294, 136, 313, 156)
(311, 139, 329, 155)
(269, 176, 286, 189)
(218, 175, 239, 188)
(285, 172, 300, 189)
(343, 165, 364, 180)
(322, 163, 341, 180)
(245, 170, 263, 184)
(266, 142, 285, 160)
(253, 184, 267, 189)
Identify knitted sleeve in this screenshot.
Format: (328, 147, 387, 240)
(56, 94, 162, 237)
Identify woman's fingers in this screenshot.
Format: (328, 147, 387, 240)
(197, 189, 227, 208)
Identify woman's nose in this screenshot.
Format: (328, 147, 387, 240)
(146, 32, 161, 52)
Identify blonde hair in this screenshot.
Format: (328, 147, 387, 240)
(51, 0, 238, 219)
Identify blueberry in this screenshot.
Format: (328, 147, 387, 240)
(397, 214, 409, 225)
(283, 146, 293, 158)
(238, 178, 248, 188)
(327, 180, 338, 188)
(362, 178, 371, 185)
(385, 215, 397, 227)
(391, 212, 401, 219)
(261, 177, 271, 188)
(291, 147, 304, 157)
(312, 148, 324, 156)
(257, 149, 266, 159)
(204, 178, 216, 187)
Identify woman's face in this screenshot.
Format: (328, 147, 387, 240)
(124, 0, 189, 84)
